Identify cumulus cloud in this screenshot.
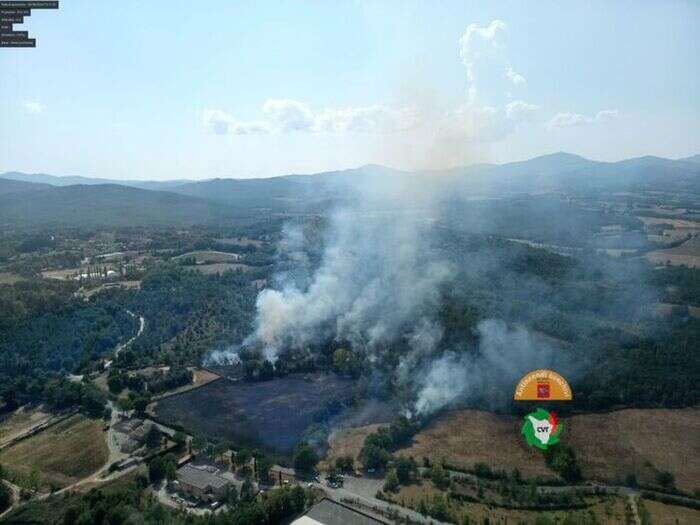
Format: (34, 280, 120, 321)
(202, 109, 269, 135)
(203, 100, 415, 136)
(263, 99, 315, 132)
(23, 101, 44, 115)
(547, 109, 620, 129)
(505, 100, 539, 122)
(459, 19, 507, 68)
(506, 66, 526, 86)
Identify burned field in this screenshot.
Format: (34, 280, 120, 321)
(154, 372, 353, 452)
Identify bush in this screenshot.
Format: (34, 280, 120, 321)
(293, 443, 318, 474)
(384, 470, 399, 493)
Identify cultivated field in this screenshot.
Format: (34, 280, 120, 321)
(642, 498, 700, 523)
(390, 480, 632, 524)
(0, 272, 24, 285)
(0, 414, 108, 490)
(389, 408, 700, 491)
(395, 410, 554, 479)
(0, 406, 53, 448)
(40, 267, 80, 280)
(155, 373, 353, 452)
(174, 250, 242, 263)
(191, 262, 252, 274)
(647, 235, 700, 268)
(567, 408, 700, 492)
(214, 237, 263, 247)
(321, 424, 383, 471)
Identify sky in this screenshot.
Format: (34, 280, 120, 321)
(1, 0, 698, 180)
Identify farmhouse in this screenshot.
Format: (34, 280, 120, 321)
(268, 465, 297, 486)
(176, 463, 231, 502)
(291, 499, 387, 525)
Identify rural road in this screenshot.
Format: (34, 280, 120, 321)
(0, 480, 22, 520)
(320, 477, 451, 525)
(113, 310, 145, 360)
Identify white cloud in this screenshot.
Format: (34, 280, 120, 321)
(547, 109, 620, 129)
(505, 100, 539, 122)
(262, 99, 315, 132)
(459, 19, 507, 67)
(595, 109, 620, 122)
(315, 105, 416, 133)
(441, 99, 538, 144)
(23, 101, 44, 114)
(506, 66, 526, 86)
(459, 20, 508, 102)
(202, 109, 269, 135)
(204, 101, 416, 136)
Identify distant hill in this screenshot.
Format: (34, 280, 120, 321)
(0, 171, 194, 191)
(0, 184, 238, 228)
(0, 178, 52, 196)
(169, 177, 307, 209)
(3, 152, 698, 228)
(681, 154, 700, 164)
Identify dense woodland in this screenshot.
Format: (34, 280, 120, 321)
(2, 216, 700, 419)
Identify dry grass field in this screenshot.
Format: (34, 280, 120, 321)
(391, 480, 632, 524)
(395, 410, 554, 479)
(214, 237, 263, 247)
(321, 424, 384, 470)
(174, 250, 242, 263)
(40, 267, 80, 280)
(642, 498, 700, 524)
(192, 262, 252, 274)
(0, 414, 108, 489)
(0, 406, 53, 447)
(567, 408, 700, 492)
(0, 272, 24, 285)
(647, 235, 700, 268)
(389, 408, 700, 491)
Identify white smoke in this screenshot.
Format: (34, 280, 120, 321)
(252, 202, 452, 363)
(413, 319, 564, 415)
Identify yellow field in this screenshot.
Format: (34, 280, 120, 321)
(321, 424, 384, 470)
(396, 410, 554, 479)
(390, 480, 631, 524)
(647, 235, 700, 268)
(0, 406, 53, 447)
(567, 408, 700, 492)
(390, 408, 700, 492)
(0, 272, 24, 285)
(0, 414, 108, 490)
(642, 498, 700, 524)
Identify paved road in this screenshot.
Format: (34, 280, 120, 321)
(319, 477, 451, 525)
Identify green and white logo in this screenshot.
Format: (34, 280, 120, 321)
(521, 408, 562, 450)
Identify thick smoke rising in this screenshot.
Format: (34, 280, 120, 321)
(253, 184, 451, 363)
(413, 319, 569, 415)
(231, 172, 581, 417)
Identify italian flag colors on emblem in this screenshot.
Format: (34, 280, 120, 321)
(521, 408, 563, 450)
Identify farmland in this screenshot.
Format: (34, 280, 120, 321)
(0, 406, 53, 448)
(190, 262, 253, 274)
(647, 235, 700, 268)
(388, 480, 630, 524)
(386, 408, 700, 491)
(154, 372, 353, 452)
(173, 250, 242, 264)
(0, 272, 24, 285)
(0, 414, 108, 490)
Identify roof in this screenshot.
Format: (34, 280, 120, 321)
(270, 465, 296, 476)
(292, 499, 387, 525)
(176, 464, 229, 491)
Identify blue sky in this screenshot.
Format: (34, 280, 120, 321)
(1, 0, 698, 180)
